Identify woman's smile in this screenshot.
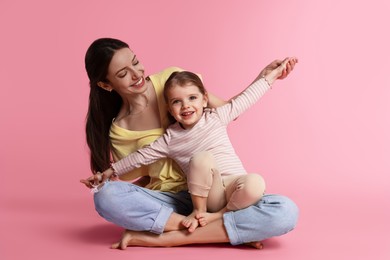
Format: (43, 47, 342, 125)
(131, 77, 145, 89)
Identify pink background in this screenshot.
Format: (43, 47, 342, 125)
(1, 0, 389, 259)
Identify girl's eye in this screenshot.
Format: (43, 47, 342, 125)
(172, 100, 180, 105)
(133, 60, 139, 66)
(189, 96, 197, 100)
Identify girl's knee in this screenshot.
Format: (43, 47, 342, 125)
(245, 174, 266, 197)
(190, 151, 215, 168)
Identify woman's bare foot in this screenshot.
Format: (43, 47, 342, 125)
(111, 230, 161, 249)
(111, 229, 264, 250)
(245, 241, 264, 249)
(111, 230, 139, 250)
(181, 211, 200, 232)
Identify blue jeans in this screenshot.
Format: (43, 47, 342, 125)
(94, 181, 299, 245)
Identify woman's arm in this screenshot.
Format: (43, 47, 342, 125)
(207, 92, 228, 108)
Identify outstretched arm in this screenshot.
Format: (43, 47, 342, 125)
(218, 57, 298, 103)
(255, 57, 298, 85)
(81, 134, 171, 188)
(217, 57, 298, 124)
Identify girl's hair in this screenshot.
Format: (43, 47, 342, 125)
(164, 71, 207, 101)
(163, 71, 208, 124)
(84, 38, 129, 173)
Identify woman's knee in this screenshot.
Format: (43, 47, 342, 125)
(93, 181, 135, 216)
(93, 182, 117, 214)
(265, 195, 299, 235)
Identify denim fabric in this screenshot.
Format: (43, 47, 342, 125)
(223, 194, 299, 245)
(94, 181, 192, 234)
(93, 181, 298, 243)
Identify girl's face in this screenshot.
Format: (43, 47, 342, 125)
(102, 48, 147, 95)
(167, 84, 208, 129)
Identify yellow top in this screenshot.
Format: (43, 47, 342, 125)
(109, 67, 188, 192)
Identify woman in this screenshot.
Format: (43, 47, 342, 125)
(80, 38, 299, 249)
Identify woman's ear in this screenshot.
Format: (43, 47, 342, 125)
(97, 81, 113, 92)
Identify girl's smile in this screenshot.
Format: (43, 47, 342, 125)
(167, 84, 208, 129)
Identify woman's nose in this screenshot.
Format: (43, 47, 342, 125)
(131, 68, 142, 80)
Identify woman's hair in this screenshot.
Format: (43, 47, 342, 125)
(85, 38, 129, 173)
(163, 71, 207, 124)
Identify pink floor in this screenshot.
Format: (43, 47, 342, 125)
(2, 182, 389, 260)
(2, 1, 390, 259)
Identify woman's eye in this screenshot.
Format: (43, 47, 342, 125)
(118, 72, 127, 78)
(133, 60, 139, 66)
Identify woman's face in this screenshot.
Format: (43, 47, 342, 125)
(167, 84, 208, 129)
(104, 48, 147, 95)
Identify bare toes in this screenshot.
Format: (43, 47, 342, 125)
(198, 218, 207, 226)
(111, 242, 120, 249)
(188, 220, 199, 233)
(246, 241, 264, 249)
(182, 219, 192, 228)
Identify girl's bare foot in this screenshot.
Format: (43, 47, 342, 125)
(196, 209, 226, 227)
(181, 212, 200, 232)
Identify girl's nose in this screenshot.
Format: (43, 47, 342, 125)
(181, 100, 189, 108)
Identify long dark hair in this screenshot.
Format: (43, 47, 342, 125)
(84, 38, 128, 173)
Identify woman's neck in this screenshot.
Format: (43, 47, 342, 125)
(113, 80, 162, 131)
(121, 82, 152, 117)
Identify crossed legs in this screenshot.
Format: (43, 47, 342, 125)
(182, 151, 266, 232)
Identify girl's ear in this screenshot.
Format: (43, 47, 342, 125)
(203, 92, 209, 107)
(167, 103, 174, 115)
(97, 81, 113, 92)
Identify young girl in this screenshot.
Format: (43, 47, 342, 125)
(97, 57, 296, 233)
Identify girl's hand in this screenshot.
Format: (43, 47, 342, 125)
(277, 57, 298, 80)
(80, 167, 116, 189)
(257, 57, 298, 84)
(100, 167, 115, 182)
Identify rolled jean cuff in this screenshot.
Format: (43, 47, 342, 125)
(150, 204, 173, 234)
(223, 212, 242, 245)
